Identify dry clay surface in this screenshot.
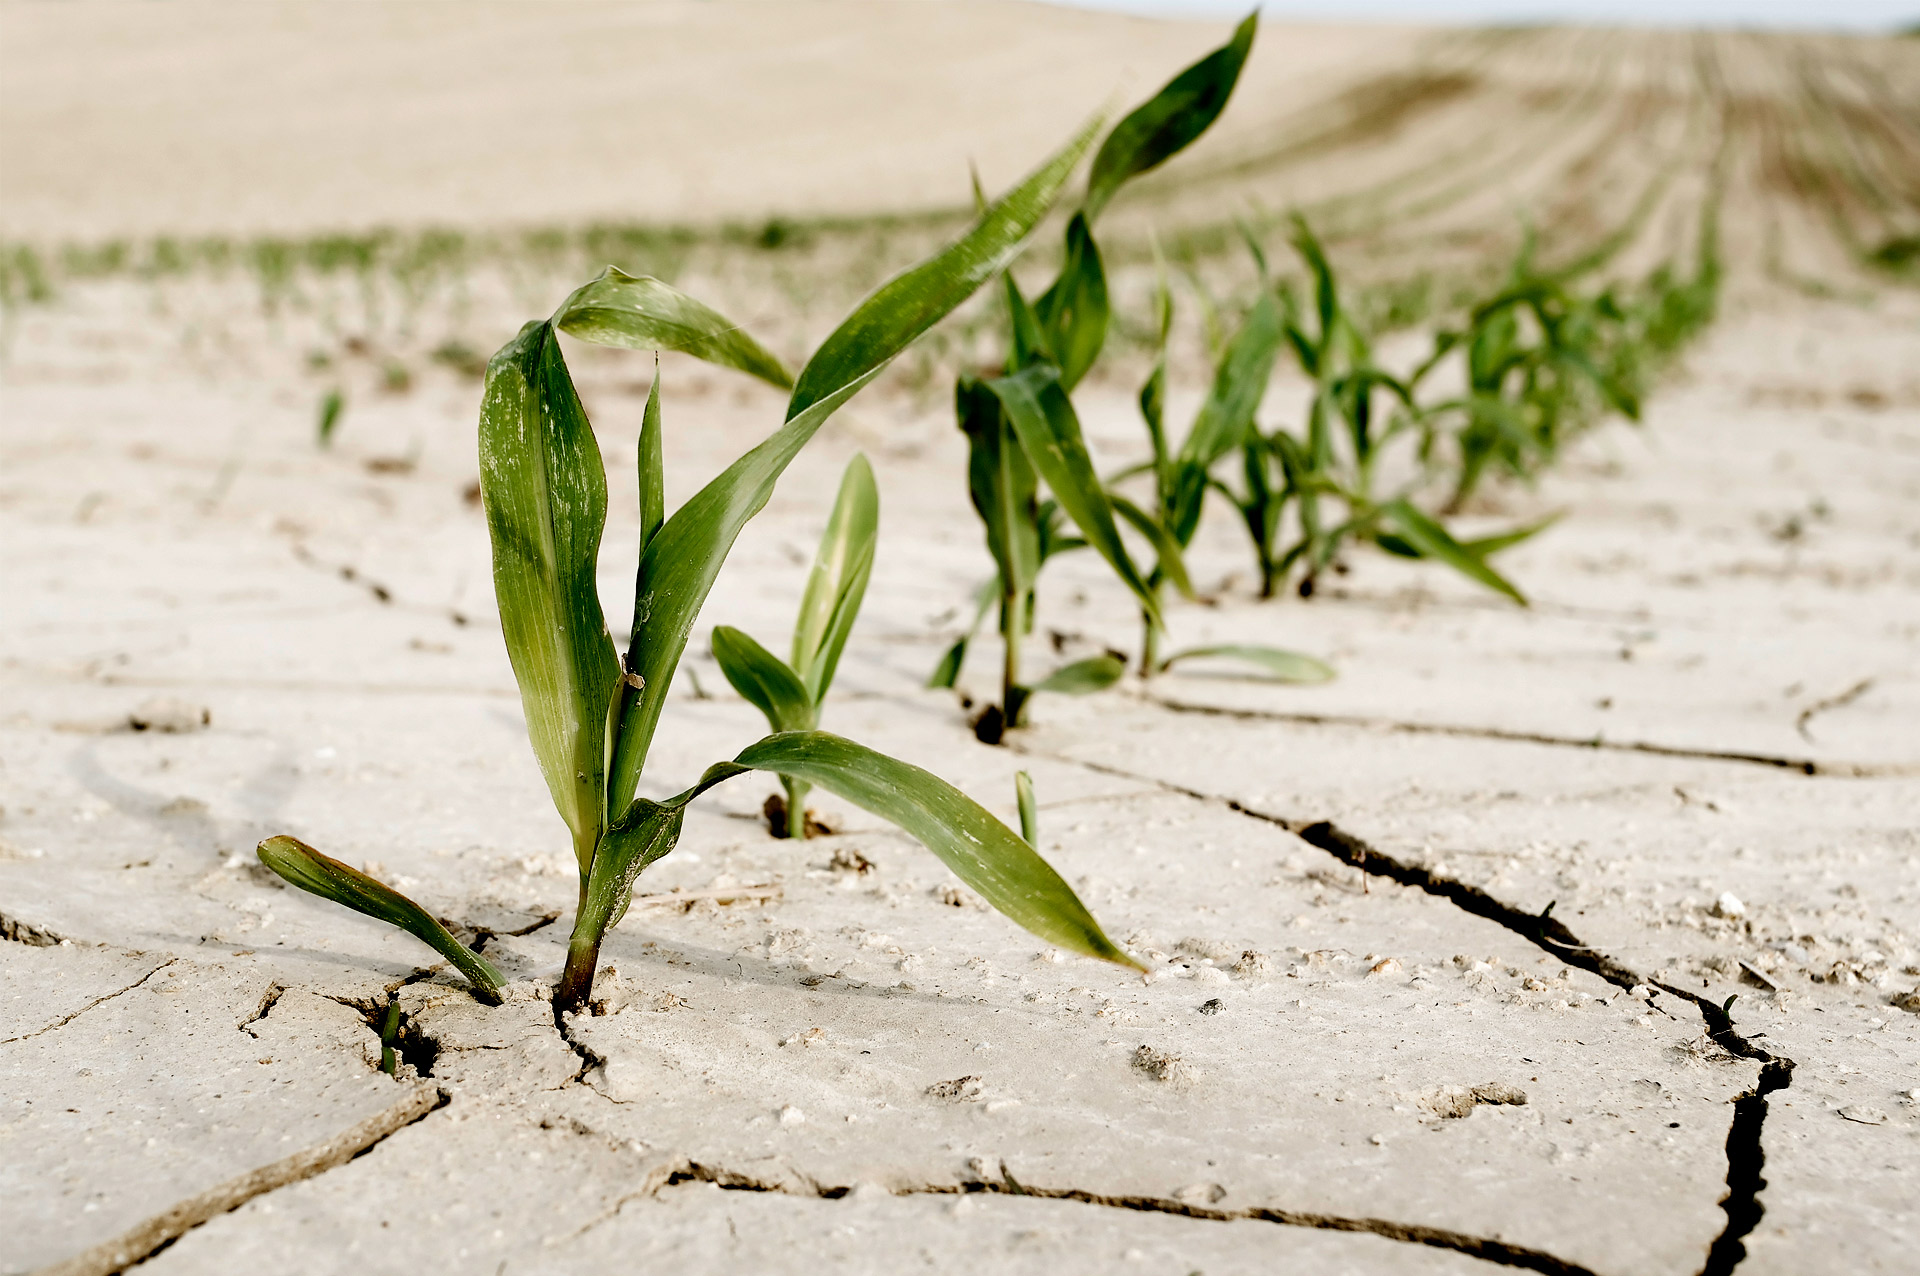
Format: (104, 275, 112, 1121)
(3, 269, 1918, 1276)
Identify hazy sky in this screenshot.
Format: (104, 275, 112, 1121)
(1039, 0, 1916, 32)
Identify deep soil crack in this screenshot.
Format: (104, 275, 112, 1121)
(1032, 747, 1798, 1276)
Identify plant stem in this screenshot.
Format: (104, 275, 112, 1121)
(555, 875, 598, 1013)
(782, 776, 811, 839)
(999, 587, 1023, 727)
(1139, 608, 1160, 678)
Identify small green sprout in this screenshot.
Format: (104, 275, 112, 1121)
(1015, 771, 1038, 848)
(260, 118, 1142, 1013)
(378, 992, 401, 1076)
(316, 388, 345, 448)
(712, 453, 879, 837)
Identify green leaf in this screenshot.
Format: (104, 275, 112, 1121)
(554, 268, 792, 390)
(1110, 493, 1196, 600)
(729, 731, 1140, 968)
(1015, 771, 1039, 847)
(986, 366, 1162, 627)
(792, 454, 879, 701)
(1177, 289, 1284, 476)
(257, 837, 504, 1001)
(637, 370, 665, 555)
(608, 125, 1088, 814)
(959, 376, 1041, 602)
(712, 626, 815, 734)
(787, 117, 1101, 420)
(1083, 12, 1257, 223)
(478, 321, 622, 868)
(1159, 644, 1334, 684)
(927, 576, 998, 689)
(1379, 498, 1528, 604)
(606, 375, 872, 814)
(1461, 512, 1562, 558)
(1032, 214, 1108, 391)
(1032, 653, 1127, 695)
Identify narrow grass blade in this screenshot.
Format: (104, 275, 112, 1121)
(1379, 498, 1527, 604)
(316, 388, 345, 448)
(729, 731, 1141, 968)
(1015, 771, 1038, 847)
(1083, 13, 1257, 223)
(987, 366, 1162, 626)
(1176, 289, 1283, 475)
(1032, 653, 1126, 694)
(792, 454, 879, 701)
(927, 576, 998, 689)
(637, 370, 664, 554)
(712, 626, 816, 733)
(1110, 493, 1196, 600)
(555, 268, 792, 390)
(1159, 644, 1334, 683)
(257, 837, 504, 1001)
(479, 321, 621, 867)
(1032, 214, 1108, 390)
(786, 117, 1100, 420)
(1461, 512, 1562, 557)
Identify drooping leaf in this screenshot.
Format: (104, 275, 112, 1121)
(554, 268, 792, 390)
(1032, 653, 1127, 695)
(1379, 498, 1527, 604)
(1015, 771, 1038, 847)
(1159, 644, 1334, 683)
(257, 837, 505, 1001)
(787, 117, 1101, 420)
(1083, 13, 1257, 223)
(1032, 214, 1108, 390)
(712, 626, 815, 733)
(1461, 512, 1562, 558)
(728, 731, 1140, 968)
(986, 366, 1162, 626)
(478, 321, 621, 869)
(792, 454, 879, 701)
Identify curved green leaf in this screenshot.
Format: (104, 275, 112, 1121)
(959, 375, 1041, 602)
(1159, 644, 1334, 684)
(479, 321, 621, 869)
(712, 625, 815, 734)
(637, 369, 664, 554)
(1379, 498, 1528, 604)
(1015, 771, 1039, 847)
(1461, 512, 1562, 558)
(1032, 653, 1127, 695)
(554, 268, 792, 390)
(927, 576, 998, 689)
(986, 366, 1162, 627)
(1177, 289, 1284, 475)
(1083, 12, 1256, 223)
(257, 837, 504, 1001)
(792, 453, 879, 701)
(787, 117, 1101, 420)
(729, 731, 1140, 968)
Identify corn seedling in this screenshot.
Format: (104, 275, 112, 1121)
(937, 14, 1258, 740)
(711, 453, 878, 838)
(258, 122, 1141, 1012)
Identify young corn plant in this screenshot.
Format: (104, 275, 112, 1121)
(1234, 216, 1538, 604)
(1112, 243, 1333, 683)
(258, 123, 1142, 1013)
(711, 453, 878, 838)
(936, 12, 1258, 740)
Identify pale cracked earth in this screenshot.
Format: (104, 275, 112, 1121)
(2, 280, 1917, 1276)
